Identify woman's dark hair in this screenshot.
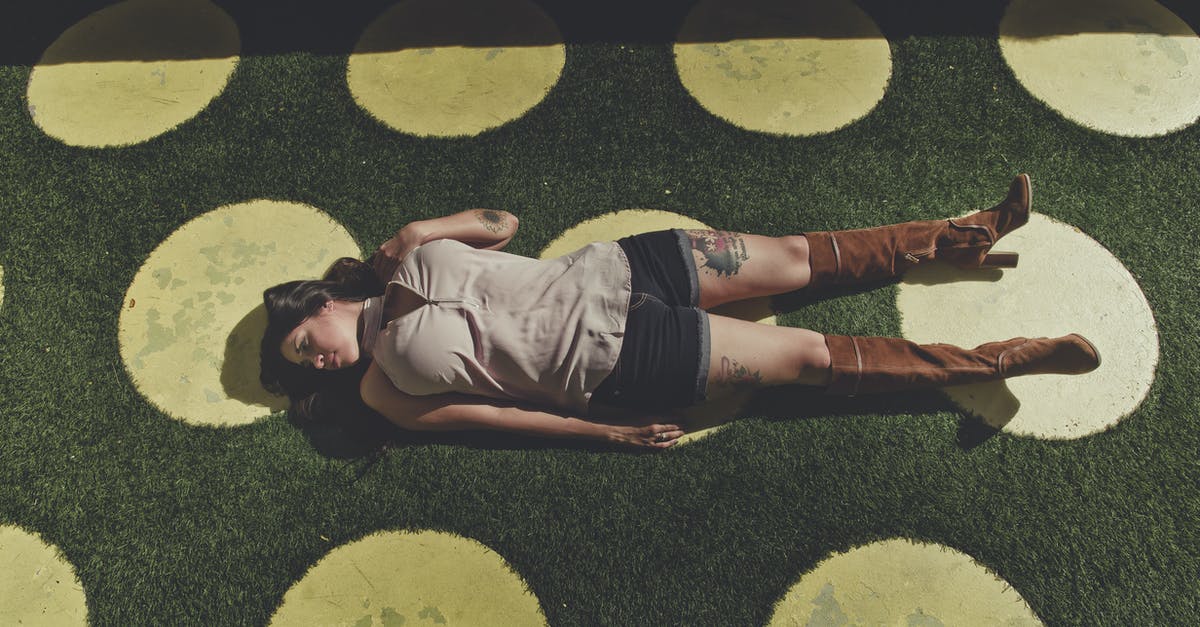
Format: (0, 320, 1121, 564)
(259, 256, 385, 424)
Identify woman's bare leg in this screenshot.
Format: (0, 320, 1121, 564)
(704, 312, 831, 401)
(682, 229, 812, 310)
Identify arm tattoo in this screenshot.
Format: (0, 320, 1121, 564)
(685, 229, 749, 278)
(714, 355, 762, 393)
(475, 209, 508, 234)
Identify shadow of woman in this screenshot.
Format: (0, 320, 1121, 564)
(218, 290, 1021, 464)
(740, 379, 1020, 450)
(219, 303, 289, 414)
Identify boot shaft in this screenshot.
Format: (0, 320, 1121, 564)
(824, 334, 1100, 396)
(806, 219, 993, 287)
(805, 174, 1031, 289)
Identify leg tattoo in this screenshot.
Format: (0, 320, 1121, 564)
(685, 229, 750, 278)
(713, 355, 762, 394)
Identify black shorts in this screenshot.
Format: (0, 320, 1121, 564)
(590, 229, 711, 411)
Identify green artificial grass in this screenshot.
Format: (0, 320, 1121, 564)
(1, 0, 1198, 624)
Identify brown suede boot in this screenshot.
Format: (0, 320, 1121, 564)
(824, 333, 1100, 396)
(805, 174, 1031, 289)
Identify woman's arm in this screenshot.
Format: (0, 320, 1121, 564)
(406, 209, 519, 250)
(372, 209, 519, 282)
(359, 362, 683, 449)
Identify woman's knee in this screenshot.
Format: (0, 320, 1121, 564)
(795, 332, 832, 385)
(782, 234, 810, 266)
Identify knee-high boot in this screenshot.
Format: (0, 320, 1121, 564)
(805, 174, 1031, 289)
(823, 333, 1100, 396)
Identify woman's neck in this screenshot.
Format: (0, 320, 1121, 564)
(357, 296, 385, 357)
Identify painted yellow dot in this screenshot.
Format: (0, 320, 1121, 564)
(896, 214, 1157, 439)
(543, 209, 777, 443)
(675, 0, 891, 136)
(270, 530, 546, 626)
(118, 201, 361, 427)
(1000, 0, 1200, 137)
(0, 525, 88, 626)
(26, 0, 239, 147)
(347, 0, 565, 137)
(769, 539, 1043, 626)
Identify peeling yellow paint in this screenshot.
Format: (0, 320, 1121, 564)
(0, 525, 88, 626)
(118, 200, 360, 426)
(26, 0, 239, 147)
(270, 530, 546, 626)
(1000, 0, 1200, 137)
(544, 209, 777, 443)
(675, 0, 891, 136)
(347, 0, 565, 137)
(769, 539, 1043, 626)
(896, 213, 1157, 438)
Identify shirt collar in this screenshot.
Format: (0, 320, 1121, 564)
(359, 296, 384, 358)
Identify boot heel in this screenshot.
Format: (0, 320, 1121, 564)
(981, 251, 1019, 268)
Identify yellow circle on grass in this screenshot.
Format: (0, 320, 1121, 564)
(270, 530, 546, 626)
(675, 0, 891, 136)
(544, 210, 777, 443)
(118, 200, 361, 426)
(896, 213, 1157, 439)
(347, 0, 565, 137)
(0, 525, 88, 626)
(26, 0, 239, 147)
(1000, 0, 1200, 137)
(769, 539, 1042, 626)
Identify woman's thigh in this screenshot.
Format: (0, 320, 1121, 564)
(704, 313, 831, 400)
(681, 229, 811, 310)
(615, 228, 813, 311)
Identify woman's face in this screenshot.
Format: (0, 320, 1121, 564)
(279, 300, 361, 371)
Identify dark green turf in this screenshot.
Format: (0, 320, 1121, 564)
(1, 1, 1198, 624)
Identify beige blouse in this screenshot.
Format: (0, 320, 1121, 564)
(359, 239, 633, 414)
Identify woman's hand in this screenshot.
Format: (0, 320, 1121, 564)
(607, 423, 686, 450)
(372, 225, 428, 283)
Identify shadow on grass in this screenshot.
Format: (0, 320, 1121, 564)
(745, 384, 1005, 451)
(771, 277, 897, 312)
(9, 0, 1200, 65)
(290, 381, 1005, 478)
(286, 401, 666, 481)
(222, 304, 291, 414)
(769, 264, 1006, 314)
